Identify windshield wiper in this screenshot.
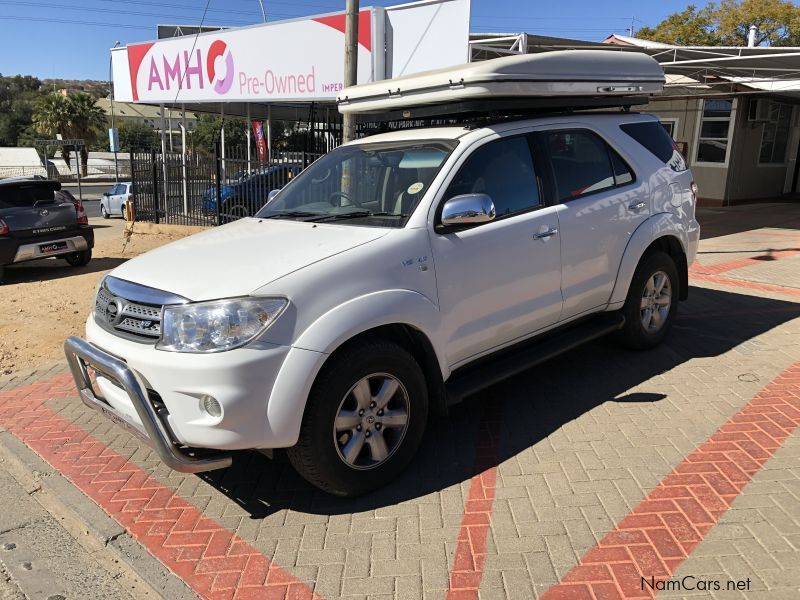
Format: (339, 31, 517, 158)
(260, 210, 321, 220)
(315, 211, 407, 222)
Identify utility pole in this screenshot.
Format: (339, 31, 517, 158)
(342, 0, 359, 143)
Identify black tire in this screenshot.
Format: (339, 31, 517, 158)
(0, 265, 5, 283)
(65, 248, 92, 267)
(288, 339, 429, 496)
(617, 251, 678, 350)
(100, 204, 110, 219)
(121, 203, 127, 220)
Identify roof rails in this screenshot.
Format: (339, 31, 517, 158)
(338, 50, 664, 120)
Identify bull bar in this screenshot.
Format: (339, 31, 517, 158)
(64, 336, 233, 474)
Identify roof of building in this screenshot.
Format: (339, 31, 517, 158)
(0, 147, 42, 167)
(95, 98, 198, 120)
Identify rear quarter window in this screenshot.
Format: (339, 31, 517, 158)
(0, 183, 59, 209)
(620, 121, 687, 172)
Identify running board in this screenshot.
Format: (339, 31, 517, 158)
(445, 312, 625, 405)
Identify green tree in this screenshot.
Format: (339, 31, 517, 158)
(716, 0, 800, 45)
(636, 5, 722, 45)
(192, 115, 248, 155)
(0, 74, 42, 147)
(118, 121, 160, 153)
(32, 93, 106, 175)
(637, 0, 800, 46)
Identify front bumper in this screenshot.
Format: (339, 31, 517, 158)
(64, 336, 233, 473)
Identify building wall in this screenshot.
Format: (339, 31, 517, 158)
(641, 97, 729, 203)
(726, 97, 799, 202)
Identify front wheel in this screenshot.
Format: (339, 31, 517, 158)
(100, 204, 109, 219)
(617, 251, 678, 350)
(65, 248, 92, 267)
(288, 340, 428, 496)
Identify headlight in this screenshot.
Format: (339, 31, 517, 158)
(157, 297, 287, 353)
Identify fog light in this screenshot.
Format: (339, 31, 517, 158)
(200, 395, 222, 418)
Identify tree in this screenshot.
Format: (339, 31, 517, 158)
(118, 121, 160, 153)
(31, 92, 107, 175)
(636, 5, 722, 45)
(636, 0, 800, 46)
(716, 0, 800, 45)
(192, 115, 248, 155)
(0, 74, 42, 147)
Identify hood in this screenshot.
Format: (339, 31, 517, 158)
(109, 218, 389, 301)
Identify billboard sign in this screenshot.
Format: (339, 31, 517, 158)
(122, 11, 374, 103)
(110, 0, 471, 105)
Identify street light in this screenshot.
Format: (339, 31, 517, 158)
(109, 40, 121, 183)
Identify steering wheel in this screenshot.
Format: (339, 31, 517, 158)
(328, 191, 363, 208)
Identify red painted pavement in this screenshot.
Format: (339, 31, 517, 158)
(446, 401, 503, 600)
(539, 362, 800, 599)
(0, 374, 322, 600)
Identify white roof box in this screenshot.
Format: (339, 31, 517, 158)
(337, 50, 664, 116)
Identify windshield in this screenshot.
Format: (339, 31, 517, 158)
(256, 140, 457, 227)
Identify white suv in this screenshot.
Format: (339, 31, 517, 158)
(65, 112, 699, 496)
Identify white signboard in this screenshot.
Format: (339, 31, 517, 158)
(111, 0, 472, 104)
(121, 11, 375, 103)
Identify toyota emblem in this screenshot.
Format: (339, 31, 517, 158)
(40, 209, 49, 216)
(103, 296, 125, 325)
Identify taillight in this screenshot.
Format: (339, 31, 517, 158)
(0, 219, 8, 236)
(74, 200, 88, 225)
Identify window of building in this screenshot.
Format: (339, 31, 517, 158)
(759, 101, 792, 165)
(545, 130, 633, 201)
(660, 120, 676, 139)
(444, 136, 541, 218)
(695, 99, 735, 165)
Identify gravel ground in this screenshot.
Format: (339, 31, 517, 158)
(0, 219, 197, 376)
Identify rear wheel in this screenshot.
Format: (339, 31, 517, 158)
(121, 203, 127, 220)
(617, 251, 678, 350)
(288, 339, 428, 496)
(65, 248, 92, 267)
(0, 266, 5, 283)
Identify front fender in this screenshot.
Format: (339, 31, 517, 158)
(608, 212, 693, 308)
(264, 290, 445, 448)
(292, 289, 446, 375)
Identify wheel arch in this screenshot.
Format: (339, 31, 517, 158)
(609, 214, 690, 307)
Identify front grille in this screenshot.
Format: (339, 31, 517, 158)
(95, 285, 163, 342)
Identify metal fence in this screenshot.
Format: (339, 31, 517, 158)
(0, 163, 132, 182)
(131, 145, 324, 226)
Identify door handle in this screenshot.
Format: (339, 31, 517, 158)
(628, 201, 646, 210)
(533, 228, 558, 239)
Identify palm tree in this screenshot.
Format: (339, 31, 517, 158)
(31, 92, 107, 175)
(65, 93, 107, 176)
(32, 93, 70, 166)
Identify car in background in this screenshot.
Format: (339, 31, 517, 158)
(201, 165, 300, 219)
(0, 178, 93, 282)
(100, 182, 133, 219)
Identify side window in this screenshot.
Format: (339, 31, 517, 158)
(444, 136, 540, 218)
(610, 150, 634, 186)
(545, 130, 627, 202)
(620, 121, 687, 172)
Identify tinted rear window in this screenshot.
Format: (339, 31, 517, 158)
(620, 122, 687, 172)
(0, 182, 59, 209)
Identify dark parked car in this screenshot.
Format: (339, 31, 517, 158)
(202, 165, 300, 219)
(0, 179, 94, 282)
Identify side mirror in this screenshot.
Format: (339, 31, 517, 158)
(267, 188, 281, 202)
(440, 194, 496, 227)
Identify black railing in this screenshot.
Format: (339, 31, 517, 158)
(130, 145, 323, 226)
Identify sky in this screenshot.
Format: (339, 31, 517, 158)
(0, 0, 698, 80)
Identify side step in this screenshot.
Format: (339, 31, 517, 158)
(445, 312, 625, 405)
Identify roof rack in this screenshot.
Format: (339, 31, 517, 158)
(338, 50, 664, 119)
(353, 95, 647, 126)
